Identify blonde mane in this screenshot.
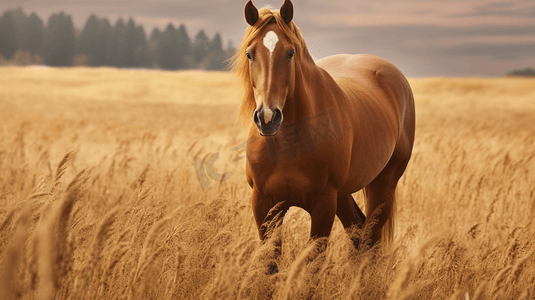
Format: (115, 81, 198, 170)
(231, 7, 313, 128)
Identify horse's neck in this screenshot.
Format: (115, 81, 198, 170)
(284, 60, 336, 122)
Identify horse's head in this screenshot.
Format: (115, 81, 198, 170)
(243, 0, 295, 136)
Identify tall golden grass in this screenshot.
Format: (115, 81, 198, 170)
(0, 67, 534, 299)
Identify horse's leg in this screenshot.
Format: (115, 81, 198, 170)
(301, 189, 337, 275)
(251, 189, 289, 273)
(365, 136, 412, 247)
(309, 189, 337, 245)
(252, 189, 288, 239)
(336, 194, 366, 248)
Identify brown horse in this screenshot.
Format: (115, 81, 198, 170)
(233, 0, 415, 259)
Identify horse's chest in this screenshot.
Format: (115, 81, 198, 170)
(251, 163, 328, 208)
(247, 139, 331, 206)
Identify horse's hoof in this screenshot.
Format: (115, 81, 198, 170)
(267, 262, 279, 275)
(352, 238, 361, 250)
(353, 238, 375, 251)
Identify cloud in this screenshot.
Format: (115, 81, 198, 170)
(299, 23, 535, 76)
(445, 42, 535, 60)
(450, 1, 535, 18)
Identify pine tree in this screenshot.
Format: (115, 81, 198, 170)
(117, 19, 150, 68)
(150, 27, 162, 43)
(0, 11, 19, 59)
(176, 24, 191, 69)
(123, 18, 140, 67)
(134, 25, 151, 67)
(193, 30, 210, 66)
(107, 18, 127, 67)
(20, 13, 44, 55)
(5, 8, 27, 50)
(210, 33, 223, 54)
(93, 18, 111, 66)
(157, 23, 181, 70)
(79, 14, 100, 65)
(43, 12, 76, 66)
(225, 40, 236, 57)
(205, 33, 229, 70)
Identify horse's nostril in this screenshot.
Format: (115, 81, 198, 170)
(254, 111, 260, 125)
(273, 109, 282, 124)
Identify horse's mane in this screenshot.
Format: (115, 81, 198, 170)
(231, 7, 313, 128)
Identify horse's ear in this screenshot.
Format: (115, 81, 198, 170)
(280, 0, 293, 24)
(244, 0, 259, 26)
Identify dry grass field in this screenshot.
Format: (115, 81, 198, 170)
(0, 66, 534, 299)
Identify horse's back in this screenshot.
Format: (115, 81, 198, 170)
(317, 54, 412, 104)
(317, 54, 403, 80)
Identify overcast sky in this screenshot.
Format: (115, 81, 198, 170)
(1, 0, 534, 77)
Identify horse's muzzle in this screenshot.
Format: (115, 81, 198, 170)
(254, 108, 283, 136)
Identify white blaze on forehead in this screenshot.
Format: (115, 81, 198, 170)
(263, 108, 273, 124)
(263, 31, 279, 57)
(261, 31, 278, 125)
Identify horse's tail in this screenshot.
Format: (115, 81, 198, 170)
(363, 186, 397, 248)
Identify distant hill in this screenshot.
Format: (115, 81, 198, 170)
(506, 67, 535, 77)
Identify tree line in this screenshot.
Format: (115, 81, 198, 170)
(506, 67, 535, 77)
(0, 8, 235, 70)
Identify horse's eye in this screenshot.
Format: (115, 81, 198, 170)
(287, 50, 295, 62)
(246, 52, 253, 61)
